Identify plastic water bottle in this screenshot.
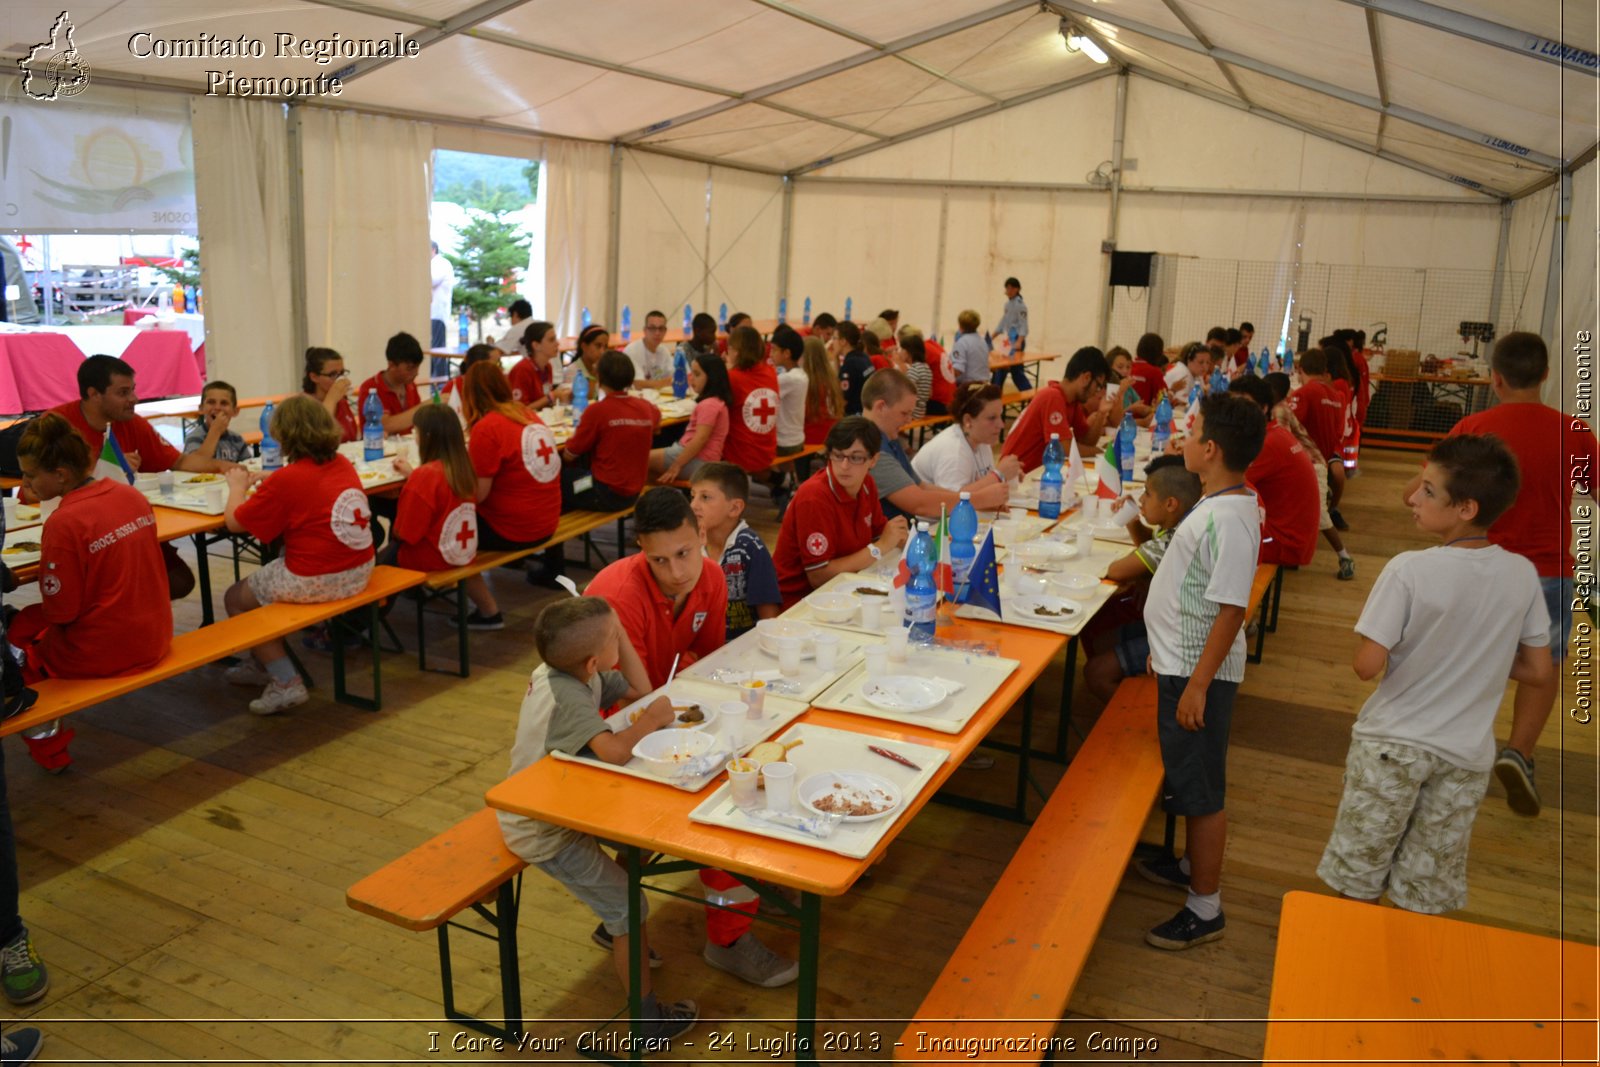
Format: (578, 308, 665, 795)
(362, 391, 384, 462)
(258, 402, 282, 471)
(1210, 369, 1228, 395)
(194, 286, 203, 315)
(844, 296, 852, 323)
(950, 492, 979, 590)
(1185, 382, 1203, 436)
(1118, 413, 1137, 484)
(1007, 326, 1019, 349)
(183, 284, 196, 312)
(904, 523, 937, 642)
(803, 296, 812, 325)
(672, 345, 689, 399)
(718, 303, 728, 331)
(581, 306, 591, 330)
(620, 306, 631, 342)
(572, 367, 589, 418)
(457, 310, 469, 347)
(1283, 346, 1294, 375)
(777, 298, 787, 324)
(1038, 436, 1065, 520)
(1153, 394, 1173, 452)
(683, 304, 692, 333)
(1259, 347, 1270, 375)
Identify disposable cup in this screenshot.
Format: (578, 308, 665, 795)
(204, 485, 226, 511)
(858, 598, 884, 632)
(885, 628, 909, 664)
(1009, 507, 1030, 521)
(1076, 526, 1095, 557)
(775, 636, 802, 677)
(727, 758, 761, 809)
(762, 762, 796, 813)
(135, 472, 160, 493)
(862, 645, 888, 680)
(1080, 496, 1099, 523)
(812, 631, 840, 672)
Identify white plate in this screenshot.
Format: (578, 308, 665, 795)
(624, 697, 720, 732)
(860, 675, 946, 713)
(844, 577, 892, 599)
(755, 618, 818, 659)
(1, 532, 43, 566)
(175, 472, 225, 486)
(1010, 594, 1084, 623)
(799, 771, 902, 823)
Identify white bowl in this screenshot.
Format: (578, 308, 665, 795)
(631, 729, 715, 778)
(807, 591, 858, 624)
(627, 698, 718, 732)
(756, 618, 817, 657)
(1050, 573, 1101, 601)
(991, 518, 1022, 546)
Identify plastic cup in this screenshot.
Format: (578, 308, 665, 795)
(135, 472, 160, 493)
(1080, 496, 1099, 523)
(1076, 526, 1095, 558)
(885, 627, 909, 664)
(739, 679, 766, 718)
(1009, 507, 1030, 521)
(859, 598, 884, 632)
(204, 485, 226, 512)
(717, 700, 747, 742)
(862, 645, 888, 680)
(775, 635, 803, 677)
(157, 470, 175, 497)
(727, 758, 761, 809)
(762, 762, 796, 813)
(812, 631, 840, 672)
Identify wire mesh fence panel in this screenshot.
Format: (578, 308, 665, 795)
(1108, 284, 1151, 350)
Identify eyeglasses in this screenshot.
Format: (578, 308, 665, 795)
(316, 369, 349, 379)
(829, 450, 872, 466)
(644, 323, 667, 333)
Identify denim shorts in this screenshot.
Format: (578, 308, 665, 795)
(535, 835, 649, 937)
(662, 441, 706, 478)
(1156, 673, 1239, 817)
(1542, 576, 1574, 663)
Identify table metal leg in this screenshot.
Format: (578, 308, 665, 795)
(796, 891, 821, 1065)
(192, 532, 214, 626)
(1055, 635, 1079, 762)
(624, 845, 644, 1064)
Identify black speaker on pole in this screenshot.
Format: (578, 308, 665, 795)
(1109, 251, 1154, 288)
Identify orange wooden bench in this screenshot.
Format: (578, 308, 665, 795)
(0, 565, 427, 741)
(897, 674, 1164, 1059)
(347, 808, 528, 1041)
(1246, 562, 1283, 664)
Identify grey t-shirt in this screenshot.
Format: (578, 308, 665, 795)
(874, 436, 922, 520)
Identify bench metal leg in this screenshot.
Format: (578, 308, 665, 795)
(1248, 595, 1269, 664)
(332, 602, 382, 711)
(414, 584, 469, 678)
(1267, 565, 1286, 633)
(192, 532, 215, 627)
(438, 874, 523, 1041)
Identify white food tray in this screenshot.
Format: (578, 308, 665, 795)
(808, 644, 1020, 734)
(782, 572, 903, 638)
(679, 624, 871, 704)
(956, 579, 1115, 637)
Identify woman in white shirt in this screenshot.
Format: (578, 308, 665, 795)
(912, 383, 1020, 492)
(1164, 341, 1212, 401)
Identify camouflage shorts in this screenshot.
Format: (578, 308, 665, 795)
(1317, 737, 1489, 914)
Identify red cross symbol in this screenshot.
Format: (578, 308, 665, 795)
(351, 507, 370, 530)
(752, 395, 776, 424)
(535, 437, 555, 464)
(454, 519, 474, 551)
(14, 236, 32, 255)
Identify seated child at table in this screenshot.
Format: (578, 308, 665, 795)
(496, 596, 699, 1040)
(389, 404, 502, 630)
(8, 413, 171, 772)
(1082, 456, 1201, 704)
(183, 381, 253, 464)
(561, 351, 660, 512)
(1317, 435, 1550, 914)
(358, 332, 425, 435)
(689, 462, 781, 642)
(221, 395, 376, 716)
(648, 354, 732, 484)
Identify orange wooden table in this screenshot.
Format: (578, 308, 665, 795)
(485, 618, 1064, 1061)
(1265, 891, 1598, 1065)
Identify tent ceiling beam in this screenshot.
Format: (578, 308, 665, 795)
(296, 0, 439, 29)
(786, 65, 1117, 176)
(1131, 68, 1509, 200)
(1329, 0, 1599, 76)
(796, 174, 1498, 205)
(1517, 141, 1600, 198)
(1158, 0, 1253, 105)
(334, 0, 529, 84)
(1365, 9, 1388, 152)
(618, 0, 1038, 143)
(626, 143, 786, 176)
(1047, 0, 1564, 170)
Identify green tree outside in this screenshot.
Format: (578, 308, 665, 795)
(448, 208, 531, 340)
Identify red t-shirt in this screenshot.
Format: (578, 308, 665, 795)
(326, 393, 360, 443)
(1247, 422, 1321, 567)
(1452, 403, 1598, 577)
(394, 460, 478, 572)
(1127, 360, 1167, 406)
(724, 363, 781, 472)
(774, 468, 887, 607)
(926, 339, 955, 407)
(803, 413, 836, 447)
(1287, 380, 1345, 462)
(235, 455, 376, 576)
(586, 552, 727, 689)
(50, 402, 181, 473)
(358, 372, 421, 433)
(1350, 350, 1371, 424)
(869, 354, 893, 372)
(565, 393, 660, 498)
(468, 410, 561, 543)
(1001, 382, 1090, 472)
(1330, 378, 1356, 450)
(507, 358, 544, 406)
(29, 479, 170, 679)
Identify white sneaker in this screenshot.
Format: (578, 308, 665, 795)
(249, 678, 308, 716)
(223, 660, 270, 687)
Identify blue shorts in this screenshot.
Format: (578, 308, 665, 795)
(1113, 623, 1151, 678)
(1541, 577, 1574, 663)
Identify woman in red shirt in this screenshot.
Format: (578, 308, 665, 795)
(304, 346, 360, 443)
(9, 414, 172, 771)
(461, 361, 562, 550)
(800, 336, 843, 446)
(508, 321, 557, 410)
(722, 325, 780, 473)
(222, 395, 376, 715)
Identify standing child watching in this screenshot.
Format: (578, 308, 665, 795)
(1319, 435, 1550, 912)
(221, 395, 376, 715)
(649, 354, 732, 484)
(1287, 348, 1350, 534)
(497, 596, 699, 1040)
(1266, 371, 1353, 579)
(689, 462, 782, 642)
(184, 381, 253, 463)
(1134, 393, 1265, 950)
(390, 405, 501, 630)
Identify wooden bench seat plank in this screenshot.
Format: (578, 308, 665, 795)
(347, 809, 527, 931)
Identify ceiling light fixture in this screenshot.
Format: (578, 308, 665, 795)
(1059, 16, 1109, 64)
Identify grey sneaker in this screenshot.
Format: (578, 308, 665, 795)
(1337, 557, 1356, 581)
(1, 928, 49, 1005)
(1494, 747, 1540, 817)
(639, 998, 698, 1042)
(702, 933, 798, 988)
(1133, 854, 1190, 890)
(1146, 906, 1225, 950)
(1, 1025, 43, 1066)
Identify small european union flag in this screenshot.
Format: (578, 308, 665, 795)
(965, 527, 1002, 617)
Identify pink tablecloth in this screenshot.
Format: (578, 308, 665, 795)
(122, 330, 205, 397)
(0, 329, 204, 414)
(125, 309, 207, 377)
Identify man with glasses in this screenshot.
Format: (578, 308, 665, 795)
(773, 416, 909, 607)
(622, 309, 674, 389)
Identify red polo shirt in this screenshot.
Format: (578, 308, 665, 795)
(586, 552, 728, 689)
(1127, 360, 1167, 406)
(468, 410, 562, 544)
(508, 357, 544, 406)
(1247, 422, 1320, 566)
(1287, 379, 1345, 462)
(926, 339, 955, 408)
(50, 401, 180, 473)
(774, 467, 887, 607)
(565, 393, 660, 497)
(724, 363, 780, 472)
(1001, 382, 1090, 472)
(358, 372, 421, 433)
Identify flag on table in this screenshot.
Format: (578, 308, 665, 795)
(1095, 439, 1122, 499)
(1067, 436, 1086, 490)
(964, 527, 1002, 618)
(933, 507, 953, 598)
(93, 433, 135, 484)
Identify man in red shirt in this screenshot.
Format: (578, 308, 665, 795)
(1228, 378, 1319, 567)
(1286, 348, 1349, 531)
(1413, 332, 1598, 817)
(560, 352, 660, 510)
(358, 333, 425, 435)
(1126, 332, 1170, 407)
(585, 489, 797, 988)
(1001, 346, 1110, 472)
(774, 418, 909, 607)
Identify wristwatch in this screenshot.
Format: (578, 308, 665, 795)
(868, 543, 883, 560)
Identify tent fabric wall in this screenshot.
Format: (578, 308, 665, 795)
(298, 108, 433, 369)
(190, 97, 293, 400)
(544, 139, 612, 338)
(703, 164, 784, 320)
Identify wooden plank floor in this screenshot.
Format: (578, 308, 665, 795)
(5, 448, 1594, 1062)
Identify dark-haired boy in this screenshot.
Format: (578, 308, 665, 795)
(1135, 393, 1264, 950)
(1000, 346, 1110, 471)
(685, 313, 719, 362)
(773, 417, 909, 607)
(359, 332, 425, 434)
(561, 351, 660, 511)
(184, 381, 252, 463)
(1227, 376, 1321, 572)
(497, 596, 698, 1039)
(690, 463, 781, 641)
(1321, 435, 1550, 912)
(1420, 332, 1597, 815)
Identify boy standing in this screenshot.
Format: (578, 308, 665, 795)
(1287, 348, 1349, 536)
(1320, 436, 1550, 911)
(689, 463, 781, 642)
(1135, 393, 1265, 950)
(497, 597, 698, 1038)
(183, 381, 253, 463)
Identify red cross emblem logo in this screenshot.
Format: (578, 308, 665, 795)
(438, 502, 477, 565)
(805, 531, 829, 556)
(520, 423, 560, 482)
(743, 388, 779, 434)
(1049, 411, 1064, 426)
(331, 488, 376, 550)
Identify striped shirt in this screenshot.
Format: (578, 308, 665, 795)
(1144, 492, 1260, 683)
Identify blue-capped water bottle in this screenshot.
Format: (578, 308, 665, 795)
(1210, 368, 1228, 395)
(1259, 347, 1270, 375)
(183, 284, 196, 313)
(581, 306, 591, 330)
(949, 493, 979, 592)
(672, 344, 689, 399)
(803, 296, 812, 325)
(904, 522, 937, 642)
(1118, 413, 1137, 485)
(1038, 435, 1065, 520)
(259, 402, 282, 471)
(718, 303, 728, 331)
(1152, 393, 1173, 452)
(1283, 345, 1294, 374)
(843, 296, 852, 323)
(620, 306, 632, 342)
(572, 365, 589, 418)
(362, 389, 384, 462)
(778, 298, 787, 324)
(457, 310, 469, 347)
(683, 304, 692, 334)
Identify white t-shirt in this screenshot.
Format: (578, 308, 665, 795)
(1352, 545, 1548, 772)
(1145, 492, 1261, 683)
(776, 365, 808, 448)
(497, 318, 532, 353)
(429, 253, 455, 321)
(1164, 362, 1193, 397)
(623, 338, 673, 381)
(911, 423, 995, 491)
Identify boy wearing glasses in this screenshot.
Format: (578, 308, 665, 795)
(773, 416, 909, 608)
(623, 309, 674, 389)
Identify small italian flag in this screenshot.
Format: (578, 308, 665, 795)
(893, 507, 955, 597)
(1096, 439, 1122, 499)
(93, 434, 135, 485)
